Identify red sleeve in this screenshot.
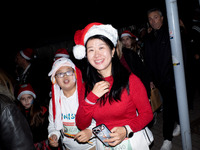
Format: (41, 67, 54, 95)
(76, 91, 99, 130)
(127, 74, 153, 132)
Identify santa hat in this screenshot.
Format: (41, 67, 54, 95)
(73, 22, 118, 60)
(54, 48, 69, 60)
(121, 30, 138, 41)
(20, 48, 34, 60)
(48, 57, 84, 130)
(17, 83, 36, 100)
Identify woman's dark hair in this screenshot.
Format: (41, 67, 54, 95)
(18, 98, 46, 127)
(85, 35, 131, 105)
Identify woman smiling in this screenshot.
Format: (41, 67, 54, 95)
(73, 23, 154, 150)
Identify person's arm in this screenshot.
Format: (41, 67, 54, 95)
(74, 118, 96, 142)
(76, 92, 99, 130)
(48, 99, 60, 147)
(48, 99, 61, 139)
(76, 81, 110, 130)
(0, 102, 34, 150)
(127, 74, 153, 132)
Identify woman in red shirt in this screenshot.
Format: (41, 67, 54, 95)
(73, 22, 153, 149)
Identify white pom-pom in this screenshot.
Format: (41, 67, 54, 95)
(73, 45, 86, 60)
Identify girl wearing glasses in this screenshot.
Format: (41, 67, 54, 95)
(48, 58, 96, 150)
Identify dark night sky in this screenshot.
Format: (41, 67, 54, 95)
(1, 0, 198, 73)
(3, 1, 196, 48)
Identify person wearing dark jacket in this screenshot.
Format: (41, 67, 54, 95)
(0, 68, 34, 150)
(118, 32, 150, 97)
(17, 83, 50, 150)
(144, 8, 181, 150)
(121, 47, 150, 97)
(15, 48, 50, 106)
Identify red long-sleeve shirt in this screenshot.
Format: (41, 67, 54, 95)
(76, 73, 153, 132)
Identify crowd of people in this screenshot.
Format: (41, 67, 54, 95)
(0, 7, 199, 150)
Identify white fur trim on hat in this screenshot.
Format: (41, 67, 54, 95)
(20, 50, 31, 60)
(54, 54, 69, 58)
(73, 45, 86, 60)
(121, 33, 132, 38)
(84, 24, 118, 46)
(48, 57, 75, 83)
(17, 91, 36, 100)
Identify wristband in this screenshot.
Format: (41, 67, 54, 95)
(124, 125, 134, 138)
(123, 126, 128, 137)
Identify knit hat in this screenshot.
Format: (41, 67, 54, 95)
(20, 48, 34, 60)
(48, 57, 84, 130)
(54, 48, 69, 60)
(49, 57, 76, 84)
(73, 22, 118, 60)
(121, 30, 138, 41)
(17, 83, 36, 100)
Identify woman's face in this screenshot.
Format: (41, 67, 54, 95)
(121, 36, 132, 49)
(86, 38, 115, 77)
(55, 66, 76, 93)
(20, 94, 34, 109)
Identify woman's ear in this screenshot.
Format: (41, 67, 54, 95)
(112, 48, 115, 57)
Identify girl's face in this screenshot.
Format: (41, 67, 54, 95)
(20, 94, 34, 109)
(121, 36, 132, 49)
(86, 38, 115, 77)
(55, 66, 76, 95)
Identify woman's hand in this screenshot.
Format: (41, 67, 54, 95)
(92, 81, 110, 98)
(49, 134, 59, 147)
(74, 129, 92, 143)
(103, 126, 126, 147)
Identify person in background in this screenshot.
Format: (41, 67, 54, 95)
(121, 30, 144, 61)
(137, 25, 148, 50)
(54, 48, 70, 61)
(0, 68, 34, 150)
(144, 8, 181, 150)
(15, 48, 50, 106)
(190, 8, 200, 94)
(48, 48, 71, 100)
(17, 83, 50, 150)
(48, 58, 96, 150)
(73, 22, 153, 149)
(119, 30, 150, 97)
(15, 48, 34, 85)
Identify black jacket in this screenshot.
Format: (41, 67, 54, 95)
(0, 94, 34, 150)
(144, 24, 175, 87)
(122, 48, 150, 97)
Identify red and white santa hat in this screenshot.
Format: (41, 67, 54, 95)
(120, 30, 138, 41)
(20, 48, 34, 60)
(17, 83, 36, 100)
(73, 22, 118, 60)
(48, 57, 84, 129)
(54, 48, 69, 60)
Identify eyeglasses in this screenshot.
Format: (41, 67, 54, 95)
(55, 70, 74, 78)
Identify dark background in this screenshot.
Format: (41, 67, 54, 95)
(1, 0, 199, 76)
